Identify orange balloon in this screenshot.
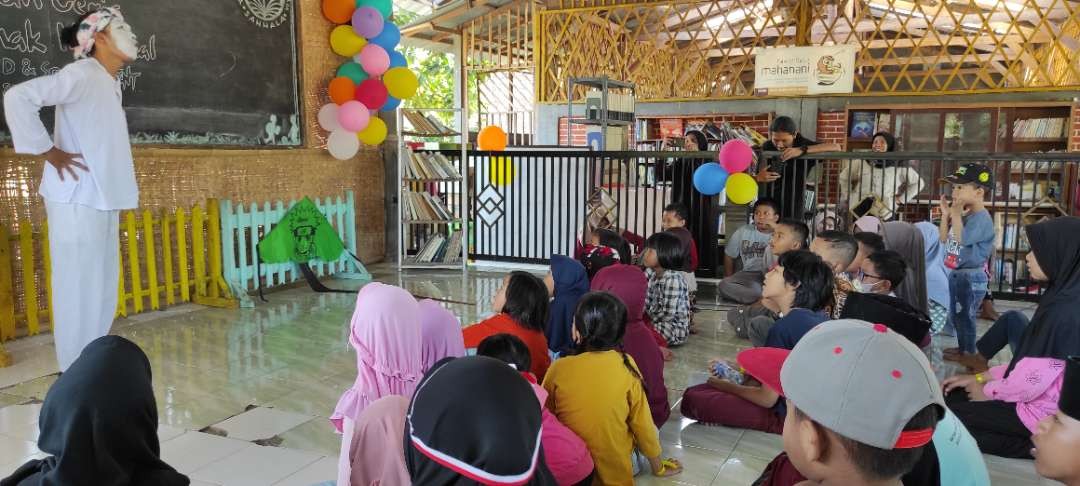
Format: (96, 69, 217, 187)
(321, 0, 354, 24)
(478, 125, 508, 151)
(328, 77, 355, 105)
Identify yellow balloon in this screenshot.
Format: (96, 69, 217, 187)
(725, 172, 759, 205)
(489, 156, 515, 186)
(383, 67, 419, 99)
(356, 117, 387, 145)
(330, 25, 366, 57)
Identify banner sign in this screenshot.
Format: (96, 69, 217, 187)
(754, 45, 857, 96)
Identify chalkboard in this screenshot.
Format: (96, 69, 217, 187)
(0, 0, 301, 147)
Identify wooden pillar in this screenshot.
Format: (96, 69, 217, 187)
(794, 0, 812, 46)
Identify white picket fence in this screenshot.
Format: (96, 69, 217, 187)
(219, 191, 370, 307)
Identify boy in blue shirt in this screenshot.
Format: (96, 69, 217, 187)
(939, 163, 996, 361)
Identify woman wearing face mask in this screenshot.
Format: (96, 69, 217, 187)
(837, 132, 925, 222)
(3, 8, 140, 371)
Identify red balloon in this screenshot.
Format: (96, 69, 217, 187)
(355, 79, 388, 112)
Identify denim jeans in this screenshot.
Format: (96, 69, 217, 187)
(976, 310, 1030, 359)
(949, 269, 988, 354)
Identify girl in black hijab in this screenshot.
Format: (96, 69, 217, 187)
(1004, 216, 1080, 374)
(404, 355, 556, 485)
(667, 129, 718, 276)
(1, 336, 188, 486)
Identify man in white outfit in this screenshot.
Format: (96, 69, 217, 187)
(3, 7, 140, 371)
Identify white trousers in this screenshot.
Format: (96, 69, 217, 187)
(45, 201, 120, 371)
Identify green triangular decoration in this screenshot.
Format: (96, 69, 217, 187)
(257, 197, 345, 264)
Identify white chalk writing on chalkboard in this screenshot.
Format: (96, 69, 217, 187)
(0, 19, 48, 54)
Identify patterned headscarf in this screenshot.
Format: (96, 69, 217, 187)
(73, 6, 124, 60)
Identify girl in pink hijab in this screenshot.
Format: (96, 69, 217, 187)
(418, 299, 465, 371)
(343, 395, 412, 486)
(332, 283, 424, 484)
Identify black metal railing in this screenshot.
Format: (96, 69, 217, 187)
(414, 148, 1077, 301)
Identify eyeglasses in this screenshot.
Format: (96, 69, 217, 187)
(858, 270, 885, 282)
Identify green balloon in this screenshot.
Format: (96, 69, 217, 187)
(356, 0, 391, 19)
(337, 62, 369, 84)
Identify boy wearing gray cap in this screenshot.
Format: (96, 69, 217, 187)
(739, 320, 945, 485)
(1033, 356, 1080, 486)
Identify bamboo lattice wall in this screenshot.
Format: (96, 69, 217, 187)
(537, 0, 1080, 102)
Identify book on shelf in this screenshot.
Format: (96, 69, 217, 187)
(405, 149, 461, 180)
(403, 110, 457, 136)
(1012, 117, 1068, 139)
(849, 112, 876, 139)
(403, 190, 454, 222)
(411, 231, 463, 263)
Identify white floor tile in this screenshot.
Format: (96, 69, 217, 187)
(0, 404, 41, 435)
(271, 456, 337, 486)
(160, 431, 253, 474)
(190, 445, 322, 486)
(158, 424, 187, 443)
(211, 407, 313, 441)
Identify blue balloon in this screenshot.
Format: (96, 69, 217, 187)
(388, 50, 407, 68)
(370, 22, 400, 50)
(381, 95, 401, 111)
(693, 163, 729, 196)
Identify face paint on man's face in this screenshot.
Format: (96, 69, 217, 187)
(109, 20, 139, 61)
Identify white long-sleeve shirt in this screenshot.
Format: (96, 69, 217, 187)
(3, 58, 138, 210)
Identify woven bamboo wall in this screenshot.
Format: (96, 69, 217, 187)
(0, 0, 386, 264)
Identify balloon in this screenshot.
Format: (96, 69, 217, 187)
(327, 129, 360, 160)
(337, 62, 369, 84)
(726, 172, 759, 205)
(370, 22, 400, 50)
(317, 104, 341, 131)
(322, 0, 354, 23)
(337, 100, 371, 132)
(357, 117, 388, 145)
(330, 25, 366, 57)
(328, 76, 355, 105)
(692, 163, 729, 196)
(352, 7, 384, 39)
(354, 79, 388, 112)
(477, 125, 508, 151)
(388, 50, 407, 68)
(719, 139, 754, 173)
(356, 0, 391, 18)
(381, 95, 401, 111)
(358, 44, 389, 76)
(489, 157, 515, 186)
(383, 67, 418, 99)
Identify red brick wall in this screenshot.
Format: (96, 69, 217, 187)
(815, 110, 848, 206)
(1071, 104, 1080, 151)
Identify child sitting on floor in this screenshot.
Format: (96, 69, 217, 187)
(719, 198, 781, 304)
(591, 264, 670, 428)
(1033, 357, 1080, 486)
(726, 218, 809, 338)
(463, 271, 552, 380)
(642, 232, 691, 346)
(857, 249, 907, 297)
(808, 230, 858, 318)
(739, 320, 947, 486)
(661, 203, 699, 296)
(543, 292, 682, 484)
(545, 255, 589, 356)
(478, 333, 595, 486)
(680, 251, 832, 432)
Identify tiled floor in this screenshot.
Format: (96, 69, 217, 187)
(0, 263, 1060, 485)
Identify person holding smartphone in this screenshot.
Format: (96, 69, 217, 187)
(756, 116, 842, 219)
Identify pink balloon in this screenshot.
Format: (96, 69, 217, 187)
(355, 79, 388, 114)
(337, 100, 370, 132)
(352, 7, 384, 39)
(358, 44, 390, 76)
(719, 139, 754, 173)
